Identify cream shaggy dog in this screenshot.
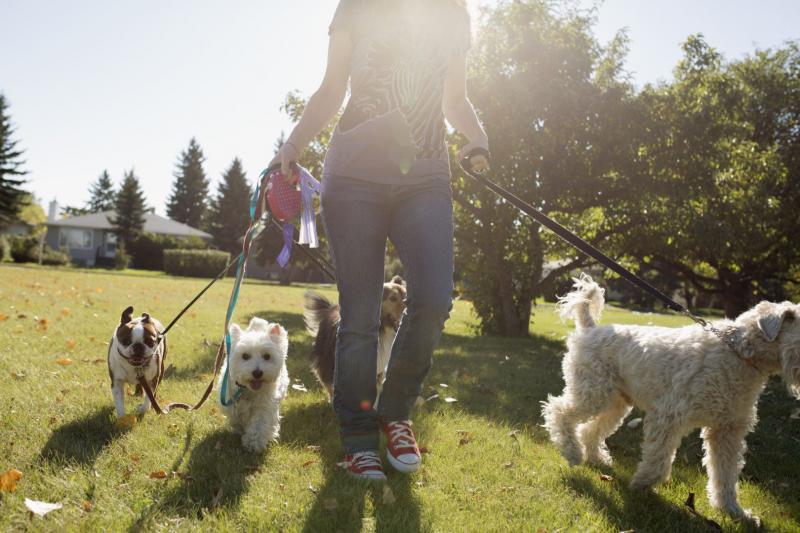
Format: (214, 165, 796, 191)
(542, 275, 800, 521)
(219, 317, 289, 452)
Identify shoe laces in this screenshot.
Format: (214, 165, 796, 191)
(386, 420, 415, 448)
(342, 450, 382, 470)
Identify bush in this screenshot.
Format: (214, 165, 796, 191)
(41, 247, 69, 266)
(9, 235, 39, 263)
(128, 233, 207, 270)
(115, 243, 131, 270)
(0, 235, 10, 262)
(163, 249, 230, 278)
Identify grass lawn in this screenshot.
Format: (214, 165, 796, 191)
(0, 263, 798, 532)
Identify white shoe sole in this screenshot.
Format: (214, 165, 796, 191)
(386, 451, 420, 473)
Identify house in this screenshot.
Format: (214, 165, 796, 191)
(44, 201, 212, 267)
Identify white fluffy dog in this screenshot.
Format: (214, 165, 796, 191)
(542, 275, 800, 520)
(219, 317, 289, 452)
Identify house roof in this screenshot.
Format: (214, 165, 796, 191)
(47, 211, 212, 239)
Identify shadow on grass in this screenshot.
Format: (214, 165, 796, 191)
(39, 406, 120, 467)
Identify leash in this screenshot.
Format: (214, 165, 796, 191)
(458, 148, 744, 358)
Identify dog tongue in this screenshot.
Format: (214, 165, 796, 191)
(250, 380, 263, 391)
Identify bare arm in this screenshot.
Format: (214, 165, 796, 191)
(442, 51, 489, 170)
(271, 31, 353, 178)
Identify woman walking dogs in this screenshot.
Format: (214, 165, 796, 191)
(271, 0, 489, 480)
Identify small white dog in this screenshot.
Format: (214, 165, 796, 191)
(542, 275, 800, 521)
(219, 317, 290, 452)
(108, 306, 166, 417)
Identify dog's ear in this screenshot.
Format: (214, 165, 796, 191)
(141, 312, 151, 323)
(229, 323, 243, 344)
(121, 306, 134, 325)
(248, 317, 270, 332)
(391, 275, 406, 287)
(268, 323, 288, 352)
(755, 301, 795, 342)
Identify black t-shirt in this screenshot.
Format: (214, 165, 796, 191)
(324, 0, 471, 182)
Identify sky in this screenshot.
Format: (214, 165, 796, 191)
(1, 0, 798, 218)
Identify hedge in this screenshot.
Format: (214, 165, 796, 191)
(163, 249, 231, 278)
(129, 233, 207, 270)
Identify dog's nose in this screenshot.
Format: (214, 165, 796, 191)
(252, 369, 263, 379)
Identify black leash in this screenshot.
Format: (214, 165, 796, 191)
(458, 148, 742, 356)
(268, 217, 337, 282)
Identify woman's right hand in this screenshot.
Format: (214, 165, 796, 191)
(269, 141, 302, 184)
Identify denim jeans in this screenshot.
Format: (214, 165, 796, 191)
(320, 174, 454, 453)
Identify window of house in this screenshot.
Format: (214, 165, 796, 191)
(105, 232, 117, 254)
(59, 228, 93, 249)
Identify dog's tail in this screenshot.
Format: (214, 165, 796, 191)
(557, 273, 605, 330)
(303, 291, 335, 337)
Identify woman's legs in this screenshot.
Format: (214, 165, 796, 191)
(378, 178, 454, 421)
(321, 176, 390, 454)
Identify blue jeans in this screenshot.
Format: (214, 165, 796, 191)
(320, 174, 454, 453)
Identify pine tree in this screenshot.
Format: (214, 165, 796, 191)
(166, 138, 209, 228)
(0, 94, 28, 227)
(207, 158, 252, 254)
(87, 170, 116, 212)
(109, 169, 148, 248)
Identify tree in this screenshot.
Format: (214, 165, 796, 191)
(166, 138, 209, 228)
(0, 94, 28, 227)
(87, 170, 116, 212)
(622, 36, 800, 317)
(206, 158, 253, 255)
(451, 0, 639, 336)
(17, 194, 46, 235)
(109, 169, 148, 249)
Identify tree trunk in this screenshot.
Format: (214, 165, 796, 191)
(278, 265, 293, 286)
(721, 280, 752, 318)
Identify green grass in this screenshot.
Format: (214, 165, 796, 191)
(0, 263, 797, 532)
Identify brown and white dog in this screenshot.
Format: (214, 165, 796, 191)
(303, 276, 407, 398)
(108, 306, 167, 417)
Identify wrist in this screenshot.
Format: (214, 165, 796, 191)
(284, 139, 303, 157)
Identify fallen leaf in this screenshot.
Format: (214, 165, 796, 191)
(25, 498, 63, 517)
(503, 462, 513, 469)
(0, 469, 22, 492)
(210, 487, 223, 510)
(291, 383, 308, 392)
(627, 417, 643, 429)
(302, 460, 318, 468)
(129, 454, 141, 463)
(305, 445, 321, 452)
(382, 485, 396, 505)
(500, 486, 515, 492)
(599, 474, 614, 482)
(419, 446, 429, 454)
(65, 339, 77, 350)
(323, 497, 338, 511)
(114, 414, 137, 431)
(0, 313, 7, 321)
(149, 470, 168, 479)
(16, 313, 27, 319)
(424, 393, 439, 403)
(10, 372, 25, 380)
(439, 383, 449, 388)
(82, 500, 93, 512)
(171, 471, 193, 481)
(36, 318, 48, 331)
(56, 357, 73, 366)
(92, 359, 104, 364)
(60, 308, 71, 316)
(457, 431, 473, 446)
(308, 484, 318, 494)
(444, 397, 458, 403)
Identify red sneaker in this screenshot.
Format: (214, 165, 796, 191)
(337, 451, 386, 481)
(383, 420, 421, 473)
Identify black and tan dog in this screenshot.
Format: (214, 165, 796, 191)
(303, 276, 406, 398)
(108, 306, 166, 417)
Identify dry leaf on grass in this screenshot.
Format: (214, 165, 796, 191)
(65, 339, 77, 350)
(82, 500, 93, 512)
(36, 318, 48, 331)
(419, 446, 429, 454)
(56, 357, 73, 366)
(599, 474, 614, 482)
(457, 431, 473, 446)
(308, 484, 319, 494)
(302, 460, 318, 468)
(503, 462, 513, 469)
(114, 414, 137, 431)
(10, 371, 25, 380)
(0, 313, 8, 321)
(60, 308, 71, 316)
(382, 485, 396, 505)
(305, 445, 321, 452)
(444, 397, 458, 403)
(291, 383, 308, 392)
(149, 470, 168, 479)
(424, 393, 439, 403)
(0, 469, 22, 492)
(25, 498, 63, 517)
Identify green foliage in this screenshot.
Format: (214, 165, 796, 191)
(109, 169, 148, 249)
(0, 234, 9, 261)
(163, 248, 230, 278)
(621, 36, 800, 316)
(8, 234, 39, 263)
(114, 242, 131, 270)
(87, 170, 116, 212)
(0, 94, 28, 227)
(167, 138, 209, 229)
(128, 232, 207, 270)
(206, 158, 252, 255)
(16, 194, 46, 235)
(40, 247, 69, 266)
(452, 0, 638, 336)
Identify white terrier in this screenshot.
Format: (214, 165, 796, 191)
(542, 274, 800, 521)
(219, 317, 289, 452)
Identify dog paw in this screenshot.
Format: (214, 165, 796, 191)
(134, 402, 150, 415)
(241, 432, 268, 453)
(629, 478, 656, 492)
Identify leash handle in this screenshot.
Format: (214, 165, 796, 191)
(459, 146, 492, 175)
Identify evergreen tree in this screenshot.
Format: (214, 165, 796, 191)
(166, 137, 209, 228)
(87, 170, 116, 212)
(109, 169, 148, 248)
(207, 158, 252, 254)
(0, 94, 28, 227)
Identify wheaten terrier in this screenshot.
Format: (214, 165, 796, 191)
(542, 275, 799, 520)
